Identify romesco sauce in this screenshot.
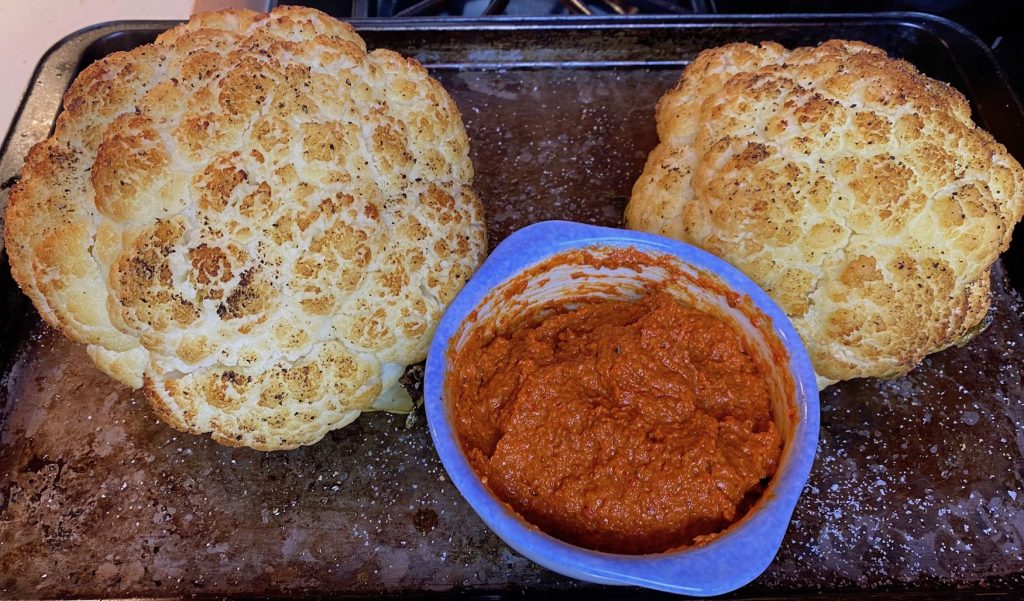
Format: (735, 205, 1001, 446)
(448, 291, 781, 554)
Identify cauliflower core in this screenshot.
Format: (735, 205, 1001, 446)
(4, 7, 486, 449)
(627, 40, 1024, 389)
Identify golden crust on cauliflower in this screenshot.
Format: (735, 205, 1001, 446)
(626, 40, 1024, 389)
(4, 7, 486, 449)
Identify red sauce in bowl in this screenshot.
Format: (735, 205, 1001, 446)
(448, 291, 782, 555)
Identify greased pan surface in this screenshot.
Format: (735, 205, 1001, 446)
(1, 15, 1023, 599)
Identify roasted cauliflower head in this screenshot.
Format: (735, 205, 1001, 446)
(4, 7, 486, 449)
(627, 40, 1024, 389)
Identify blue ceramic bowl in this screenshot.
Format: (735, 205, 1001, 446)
(424, 221, 819, 597)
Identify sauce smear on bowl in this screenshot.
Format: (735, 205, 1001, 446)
(449, 291, 782, 554)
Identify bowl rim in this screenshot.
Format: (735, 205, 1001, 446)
(424, 220, 821, 596)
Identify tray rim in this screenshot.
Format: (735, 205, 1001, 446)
(1, 12, 1024, 600)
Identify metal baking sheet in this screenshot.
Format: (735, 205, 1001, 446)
(1, 14, 1024, 599)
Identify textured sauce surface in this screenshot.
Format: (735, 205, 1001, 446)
(1, 66, 1024, 597)
(450, 291, 781, 554)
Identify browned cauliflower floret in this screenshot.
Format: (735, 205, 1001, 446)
(627, 40, 1024, 389)
(4, 7, 486, 449)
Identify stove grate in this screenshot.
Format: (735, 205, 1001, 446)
(286, 0, 714, 18)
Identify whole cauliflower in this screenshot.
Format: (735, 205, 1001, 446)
(4, 7, 486, 449)
(627, 40, 1024, 389)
